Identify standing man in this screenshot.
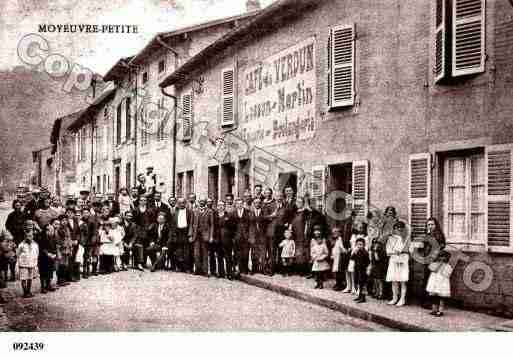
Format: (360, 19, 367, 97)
(25, 189, 43, 220)
(243, 190, 253, 210)
(130, 187, 140, 210)
(77, 189, 90, 209)
(172, 198, 193, 272)
(269, 193, 290, 275)
(233, 198, 251, 276)
(253, 184, 264, 202)
(191, 198, 214, 276)
(133, 195, 155, 268)
(153, 192, 170, 220)
(187, 193, 197, 211)
(214, 201, 235, 279)
(224, 193, 235, 213)
(250, 198, 267, 274)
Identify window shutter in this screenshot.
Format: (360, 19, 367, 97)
(435, 0, 447, 83)
(485, 145, 513, 253)
(182, 93, 192, 141)
(409, 153, 431, 241)
(221, 67, 235, 126)
(125, 97, 131, 140)
(452, 0, 485, 77)
(329, 24, 355, 108)
(311, 166, 326, 212)
(352, 160, 368, 217)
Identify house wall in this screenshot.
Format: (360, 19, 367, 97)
(172, 0, 513, 315)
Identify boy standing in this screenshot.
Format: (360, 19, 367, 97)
(17, 220, 39, 298)
(351, 237, 371, 303)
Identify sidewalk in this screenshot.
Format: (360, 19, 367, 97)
(240, 274, 508, 331)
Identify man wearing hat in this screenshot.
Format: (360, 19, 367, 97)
(77, 189, 90, 208)
(25, 188, 43, 220)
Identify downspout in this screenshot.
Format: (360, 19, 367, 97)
(157, 35, 179, 197)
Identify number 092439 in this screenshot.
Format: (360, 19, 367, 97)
(12, 342, 45, 351)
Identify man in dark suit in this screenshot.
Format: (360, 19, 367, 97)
(66, 207, 82, 281)
(250, 198, 267, 274)
(106, 194, 120, 217)
(171, 198, 193, 272)
(214, 201, 235, 279)
(133, 195, 156, 268)
(148, 211, 171, 272)
(233, 198, 251, 276)
(269, 192, 291, 275)
(153, 192, 170, 220)
(191, 198, 214, 276)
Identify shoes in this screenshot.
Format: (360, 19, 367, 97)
(333, 286, 343, 292)
(314, 283, 321, 289)
(41, 288, 47, 294)
(388, 298, 398, 305)
(434, 311, 444, 317)
(395, 299, 406, 307)
(137, 265, 145, 272)
(355, 296, 366, 303)
(342, 287, 351, 293)
(47, 286, 56, 292)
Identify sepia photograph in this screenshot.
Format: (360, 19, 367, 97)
(1, 0, 513, 350)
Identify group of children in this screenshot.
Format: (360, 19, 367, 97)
(279, 212, 453, 316)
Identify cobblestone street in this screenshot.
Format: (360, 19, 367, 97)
(1, 270, 389, 331)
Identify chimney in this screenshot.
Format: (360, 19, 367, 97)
(246, 0, 261, 12)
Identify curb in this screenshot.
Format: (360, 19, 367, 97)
(239, 275, 431, 332)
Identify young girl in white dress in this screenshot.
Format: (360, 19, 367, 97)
(426, 250, 453, 317)
(386, 221, 410, 306)
(279, 228, 296, 276)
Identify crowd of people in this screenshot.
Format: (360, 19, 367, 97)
(0, 173, 453, 317)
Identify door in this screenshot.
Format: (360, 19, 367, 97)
(114, 166, 120, 195)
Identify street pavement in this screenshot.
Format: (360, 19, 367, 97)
(1, 271, 389, 331)
(0, 202, 388, 331)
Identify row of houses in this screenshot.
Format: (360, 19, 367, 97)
(36, 0, 513, 314)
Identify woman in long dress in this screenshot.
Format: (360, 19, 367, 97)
(385, 221, 410, 306)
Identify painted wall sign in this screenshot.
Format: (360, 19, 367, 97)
(241, 37, 316, 147)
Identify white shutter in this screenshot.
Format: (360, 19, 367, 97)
(352, 160, 368, 217)
(452, 0, 485, 77)
(311, 166, 326, 212)
(409, 154, 431, 241)
(182, 93, 192, 141)
(221, 67, 235, 126)
(486, 145, 513, 253)
(329, 24, 355, 108)
(435, 0, 447, 83)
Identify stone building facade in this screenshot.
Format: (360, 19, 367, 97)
(158, 0, 513, 315)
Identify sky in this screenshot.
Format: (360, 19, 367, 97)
(0, 0, 275, 75)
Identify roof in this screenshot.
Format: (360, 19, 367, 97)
(103, 10, 260, 82)
(103, 56, 135, 82)
(50, 109, 86, 148)
(159, 0, 318, 88)
(67, 86, 117, 131)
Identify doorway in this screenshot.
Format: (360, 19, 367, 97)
(326, 163, 352, 226)
(208, 166, 219, 203)
(238, 159, 251, 197)
(221, 163, 235, 198)
(278, 171, 298, 195)
(114, 166, 120, 195)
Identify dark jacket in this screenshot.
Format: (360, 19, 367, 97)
(250, 208, 267, 246)
(5, 210, 26, 245)
(192, 208, 214, 242)
(148, 223, 171, 247)
(215, 210, 236, 246)
(233, 208, 251, 246)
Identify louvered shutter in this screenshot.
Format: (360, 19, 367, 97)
(182, 93, 192, 141)
(311, 166, 326, 212)
(486, 145, 513, 253)
(435, 0, 447, 83)
(352, 160, 368, 217)
(452, 0, 485, 77)
(409, 154, 431, 241)
(329, 24, 355, 108)
(221, 67, 235, 126)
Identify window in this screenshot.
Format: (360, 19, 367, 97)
(177, 172, 184, 198)
(328, 24, 355, 108)
(221, 67, 235, 126)
(80, 127, 87, 161)
(186, 170, 194, 195)
(103, 174, 107, 194)
(158, 59, 166, 74)
(116, 103, 122, 145)
(125, 97, 131, 141)
(126, 162, 131, 190)
(141, 128, 149, 147)
(434, 0, 485, 83)
(97, 175, 101, 193)
(142, 70, 149, 85)
(182, 93, 192, 141)
(157, 98, 168, 141)
(103, 124, 109, 159)
(443, 152, 485, 245)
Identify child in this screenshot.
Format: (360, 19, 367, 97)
(310, 225, 330, 289)
(17, 221, 39, 298)
(351, 237, 371, 303)
(55, 216, 72, 287)
(370, 238, 387, 299)
(0, 229, 16, 284)
(331, 227, 350, 291)
(386, 221, 410, 306)
(38, 224, 58, 293)
(426, 250, 453, 317)
(279, 228, 296, 276)
(346, 219, 368, 295)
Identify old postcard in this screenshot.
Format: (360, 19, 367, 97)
(1, 0, 513, 354)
